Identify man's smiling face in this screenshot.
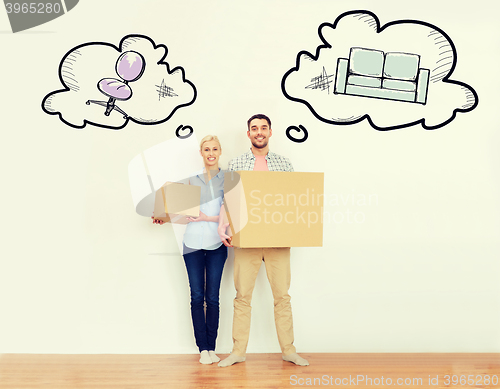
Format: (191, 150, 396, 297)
(247, 118, 272, 149)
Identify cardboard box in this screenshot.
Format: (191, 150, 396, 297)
(224, 171, 324, 247)
(153, 182, 201, 224)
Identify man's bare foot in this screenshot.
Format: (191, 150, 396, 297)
(218, 353, 246, 367)
(283, 353, 309, 366)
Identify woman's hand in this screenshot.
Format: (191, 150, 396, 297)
(151, 216, 165, 225)
(187, 211, 210, 223)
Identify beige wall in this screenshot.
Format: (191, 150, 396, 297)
(0, 0, 498, 353)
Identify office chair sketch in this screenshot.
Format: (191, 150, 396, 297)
(86, 51, 145, 118)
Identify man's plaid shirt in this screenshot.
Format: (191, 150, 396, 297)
(227, 149, 294, 172)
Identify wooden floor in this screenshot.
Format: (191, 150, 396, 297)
(0, 353, 499, 389)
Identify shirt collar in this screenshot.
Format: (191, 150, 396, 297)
(214, 168, 224, 178)
(194, 168, 204, 179)
(248, 148, 273, 160)
(196, 167, 222, 180)
(245, 149, 255, 160)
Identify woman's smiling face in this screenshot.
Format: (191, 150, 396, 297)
(200, 140, 221, 168)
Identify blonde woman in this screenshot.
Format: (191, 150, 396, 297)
(153, 135, 227, 364)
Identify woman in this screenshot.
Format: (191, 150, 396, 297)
(153, 135, 227, 365)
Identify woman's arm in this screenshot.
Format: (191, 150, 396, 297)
(217, 204, 232, 247)
(186, 211, 219, 223)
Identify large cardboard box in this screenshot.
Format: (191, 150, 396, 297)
(153, 182, 200, 224)
(224, 171, 324, 247)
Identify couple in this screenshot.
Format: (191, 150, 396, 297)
(153, 114, 309, 367)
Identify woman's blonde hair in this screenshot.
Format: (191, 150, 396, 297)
(199, 135, 221, 150)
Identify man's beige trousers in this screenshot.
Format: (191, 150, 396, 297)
(232, 247, 296, 356)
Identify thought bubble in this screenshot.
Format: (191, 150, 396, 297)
(42, 34, 196, 130)
(281, 10, 478, 130)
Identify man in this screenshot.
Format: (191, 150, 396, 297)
(217, 114, 309, 367)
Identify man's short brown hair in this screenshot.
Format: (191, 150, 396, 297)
(247, 114, 271, 129)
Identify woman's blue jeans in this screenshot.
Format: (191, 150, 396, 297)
(183, 244, 227, 352)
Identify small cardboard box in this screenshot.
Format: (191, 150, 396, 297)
(224, 171, 324, 247)
(153, 182, 201, 224)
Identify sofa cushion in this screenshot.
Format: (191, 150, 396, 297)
(349, 48, 384, 77)
(348, 75, 382, 88)
(383, 53, 420, 81)
(345, 85, 416, 102)
(382, 79, 416, 92)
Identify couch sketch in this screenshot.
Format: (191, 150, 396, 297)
(334, 47, 430, 104)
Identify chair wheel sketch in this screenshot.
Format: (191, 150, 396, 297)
(86, 51, 146, 118)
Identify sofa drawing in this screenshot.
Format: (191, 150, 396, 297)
(334, 47, 430, 104)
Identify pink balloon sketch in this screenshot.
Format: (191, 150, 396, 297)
(42, 34, 197, 130)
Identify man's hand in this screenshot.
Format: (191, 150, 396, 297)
(151, 216, 165, 225)
(218, 222, 233, 247)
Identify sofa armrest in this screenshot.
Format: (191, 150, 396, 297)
(334, 58, 349, 94)
(416, 68, 430, 104)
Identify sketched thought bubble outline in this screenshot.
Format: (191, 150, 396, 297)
(281, 10, 478, 131)
(42, 34, 197, 130)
